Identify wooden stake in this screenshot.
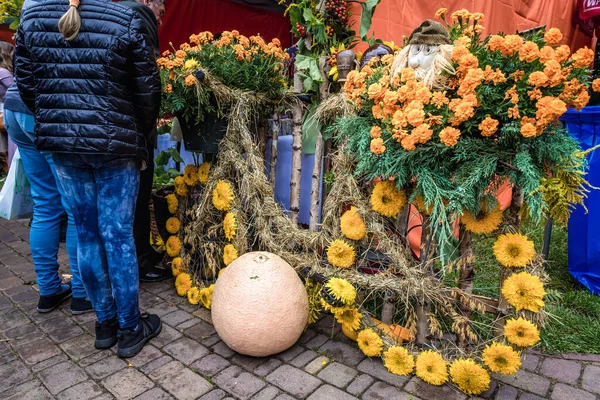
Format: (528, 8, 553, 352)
(270, 113, 280, 189)
(289, 74, 303, 225)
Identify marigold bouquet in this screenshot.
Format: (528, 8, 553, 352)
(157, 30, 289, 121)
(334, 8, 596, 246)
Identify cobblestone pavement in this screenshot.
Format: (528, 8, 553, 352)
(1, 218, 600, 400)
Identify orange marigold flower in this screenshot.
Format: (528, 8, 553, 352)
(457, 54, 479, 74)
(504, 85, 519, 104)
(454, 36, 471, 47)
(184, 75, 196, 87)
(439, 127, 461, 146)
(521, 123, 537, 138)
(512, 70, 525, 81)
(431, 91, 450, 108)
(592, 78, 600, 92)
(370, 138, 386, 155)
(570, 47, 594, 68)
(539, 46, 555, 63)
(370, 126, 382, 139)
(434, 8, 447, 19)
(478, 116, 499, 137)
(401, 68, 416, 82)
(428, 114, 443, 126)
(392, 129, 407, 142)
(458, 68, 484, 97)
(180, 43, 191, 52)
(544, 60, 564, 87)
(401, 135, 418, 151)
(572, 90, 590, 110)
(381, 54, 395, 65)
(508, 105, 520, 119)
(544, 28, 563, 46)
(406, 108, 425, 127)
(461, 93, 479, 107)
(528, 71, 549, 87)
(536, 96, 567, 125)
(555, 45, 570, 63)
(368, 83, 387, 101)
(452, 45, 470, 62)
(528, 88, 543, 100)
(451, 8, 471, 22)
(175, 50, 187, 59)
(519, 41, 540, 62)
(163, 84, 173, 94)
(451, 102, 475, 125)
(487, 35, 505, 52)
(521, 116, 536, 125)
(413, 123, 433, 144)
(372, 104, 385, 120)
(392, 110, 406, 128)
(414, 86, 432, 104)
(483, 66, 507, 86)
(383, 90, 399, 107)
(502, 35, 523, 56)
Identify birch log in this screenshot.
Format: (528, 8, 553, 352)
(270, 113, 280, 189)
(289, 73, 303, 225)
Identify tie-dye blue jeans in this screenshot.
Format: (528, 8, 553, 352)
(53, 154, 141, 329)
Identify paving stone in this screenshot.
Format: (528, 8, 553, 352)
(2, 322, 44, 345)
(0, 277, 24, 291)
(251, 386, 280, 400)
(138, 291, 163, 309)
(183, 321, 217, 339)
(134, 387, 174, 400)
(139, 355, 173, 375)
(519, 394, 547, 400)
(290, 350, 318, 368)
(298, 329, 317, 344)
(143, 281, 173, 295)
(191, 354, 232, 376)
(276, 344, 304, 362)
(561, 353, 600, 362)
(7, 384, 53, 400)
(199, 389, 228, 400)
(495, 384, 518, 400)
(212, 341, 236, 358)
(357, 358, 410, 387)
(128, 345, 163, 368)
(582, 364, 600, 394)
(163, 336, 210, 365)
(362, 381, 415, 400)
(157, 289, 185, 304)
(0, 308, 30, 332)
(1, 379, 46, 400)
(0, 352, 18, 366)
(59, 334, 100, 360)
(521, 353, 540, 371)
(56, 380, 104, 400)
(307, 384, 356, 400)
(85, 356, 127, 380)
(305, 334, 328, 349)
(162, 310, 194, 327)
(477, 380, 497, 399)
(266, 364, 322, 398)
(304, 356, 330, 375)
(149, 360, 213, 400)
(176, 318, 202, 331)
(38, 361, 88, 395)
(493, 369, 551, 397)
(316, 362, 357, 388)
(3, 282, 31, 296)
(539, 357, 582, 383)
(318, 340, 365, 367)
(405, 376, 467, 400)
(15, 337, 62, 365)
(201, 334, 222, 348)
(192, 308, 212, 324)
(150, 324, 183, 348)
(314, 315, 340, 335)
(273, 395, 295, 400)
(346, 373, 374, 396)
(31, 354, 68, 373)
(254, 358, 282, 377)
(48, 324, 84, 344)
(214, 365, 266, 400)
(231, 353, 269, 371)
(146, 302, 179, 317)
(102, 366, 155, 399)
(0, 361, 33, 392)
(78, 351, 111, 367)
(551, 383, 596, 400)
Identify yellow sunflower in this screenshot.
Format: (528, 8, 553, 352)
(383, 346, 415, 376)
(187, 287, 200, 305)
(183, 164, 198, 186)
(504, 317, 540, 347)
(501, 272, 546, 312)
(326, 239, 356, 268)
(415, 350, 448, 386)
(493, 233, 536, 268)
(199, 285, 214, 309)
(333, 306, 362, 331)
(482, 342, 521, 375)
(319, 298, 346, 314)
(223, 212, 237, 241)
(357, 328, 384, 357)
(166, 217, 181, 234)
(449, 358, 490, 395)
(212, 180, 235, 211)
(166, 236, 182, 258)
(174, 176, 188, 197)
(223, 244, 238, 266)
(370, 181, 407, 218)
(198, 162, 211, 184)
(166, 194, 179, 214)
(175, 272, 192, 296)
(324, 277, 357, 305)
(461, 207, 504, 234)
(171, 257, 185, 276)
(340, 206, 367, 241)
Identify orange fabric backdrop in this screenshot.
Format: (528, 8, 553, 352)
(352, 0, 592, 51)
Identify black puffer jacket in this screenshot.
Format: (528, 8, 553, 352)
(14, 0, 161, 160)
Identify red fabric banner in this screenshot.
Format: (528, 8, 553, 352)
(580, 0, 600, 20)
(158, 0, 292, 53)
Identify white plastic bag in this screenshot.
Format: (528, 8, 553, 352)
(0, 149, 33, 220)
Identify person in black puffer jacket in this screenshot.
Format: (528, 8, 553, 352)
(15, 0, 163, 358)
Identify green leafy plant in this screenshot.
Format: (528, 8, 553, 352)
(153, 148, 184, 189)
(0, 0, 23, 30)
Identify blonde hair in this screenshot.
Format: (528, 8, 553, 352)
(390, 44, 455, 90)
(58, 0, 82, 41)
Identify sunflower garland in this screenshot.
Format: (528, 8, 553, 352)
(501, 271, 546, 312)
(171, 257, 185, 276)
(166, 194, 179, 214)
(212, 180, 235, 211)
(460, 207, 504, 234)
(175, 272, 192, 296)
(340, 206, 367, 241)
(223, 212, 237, 241)
(415, 350, 448, 386)
(183, 164, 198, 186)
(326, 239, 356, 268)
(199, 285, 214, 309)
(357, 328, 384, 357)
(324, 277, 357, 305)
(383, 346, 415, 376)
(166, 217, 181, 234)
(223, 244, 238, 266)
(493, 233, 536, 268)
(166, 236, 182, 258)
(504, 317, 541, 347)
(333, 306, 362, 331)
(449, 358, 490, 395)
(482, 342, 521, 375)
(370, 181, 407, 218)
(174, 176, 188, 197)
(187, 287, 201, 305)
(198, 162, 211, 184)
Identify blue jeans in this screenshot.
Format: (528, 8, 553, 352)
(4, 110, 86, 298)
(53, 154, 141, 329)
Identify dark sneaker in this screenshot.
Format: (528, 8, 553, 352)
(70, 298, 94, 315)
(37, 283, 72, 313)
(116, 313, 162, 358)
(95, 315, 118, 349)
(139, 266, 171, 283)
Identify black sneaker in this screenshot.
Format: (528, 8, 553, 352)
(37, 283, 72, 313)
(116, 313, 162, 358)
(70, 298, 94, 315)
(139, 266, 171, 283)
(95, 315, 118, 349)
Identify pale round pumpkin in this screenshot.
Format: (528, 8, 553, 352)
(211, 251, 308, 357)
